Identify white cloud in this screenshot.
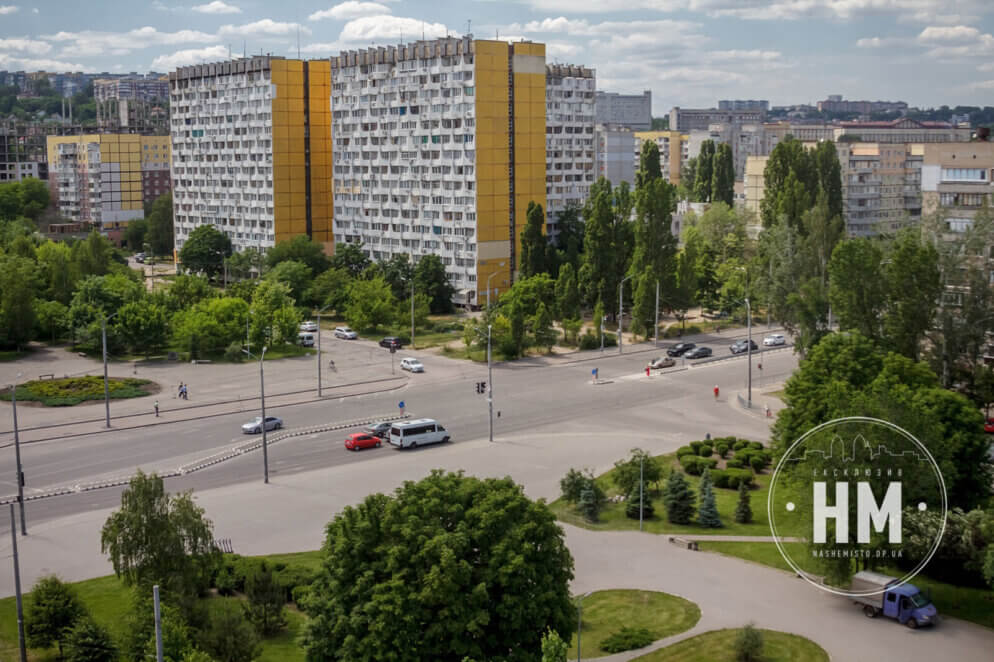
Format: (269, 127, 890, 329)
(45, 27, 215, 58)
(337, 16, 449, 44)
(30, 6, 36, 12)
(705, 49, 782, 61)
(0, 53, 87, 71)
(917, 25, 980, 42)
(151, 45, 229, 70)
(545, 41, 581, 59)
(300, 41, 345, 55)
(979, 62, 994, 72)
(856, 36, 906, 48)
(192, 1, 242, 14)
(218, 19, 311, 38)
(0, 38, 53, 55)
(969, 79, 994, 90)
(523, 0, 682, 12)
(0, 5, 18, 15)
(309, 2, 392, 21)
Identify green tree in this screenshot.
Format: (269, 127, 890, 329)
(166, 275, 214, 312)
(63, 618, 117, 662)
(179, 225, 232, 281)
(373, 253, 414, 301)
(264, 259, 312, 306)
(225, 247, 264, 281)
(593, 300, 605, 344)
(520, 201, 549, 278)
(681, 156, 698, 201)
(0, 181, 23, 220)
(612, 448, 662, 496)
(635, 139, 662, 189)
(249, 279, 296, 346)
(72, 231, 115, 278)
(414, 253, 455, 314)
(141, 604, 194, 662)
(531, 302, 557, 352)
(330, 242, 371, 278)
(25, 575, 87, 656)
(344, 276, 396, 331)
(35, 299, 69, 343)
(663, 470, 695, 525)
(710, 142, 735, 206)
(554, 262, 580, 322)
(734, 624, 764, 662)
(734, 480, 753, 524)
(244, 561, 287, 636)
(541, 628, 568, 662)
(813, 140, 843, 222)
(697, 469, 722, 528)
(36, 241, 76, 304)
(560, 468, 595, 504)
(554, 202, 584, 271)
(200, 601, 260, 662)
(307, 267, 352, 313)
(264, 235, 330, 274)
(509, 296, 526, 357)
(629, 177, 678, 335)
(399, 292, 431, 333)
(125, 219, 148, 252)
(579, 179, 617, 310)
(301, 471, 576, 662)
(828, 239, 885, 342)
(100, 471, 220, 599)
(694, 140, 715, 203)
(116, 299, 169, 358)
(146, 193, 174, 257)
(0, 255, 38, 349)
(882, 228, 941, 361)
(761, 137, 817, 229)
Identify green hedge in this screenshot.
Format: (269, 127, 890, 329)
(0, 376, 154, 406)
(679, 455, 718, 476)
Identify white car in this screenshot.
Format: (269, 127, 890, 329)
(299, 320, 318, 332)
(400, 358, 424, 373)
(334, 326, 357, 339)
(763, 333, 785, 347)
(241, 416, 283, 434)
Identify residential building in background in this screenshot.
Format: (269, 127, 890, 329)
(595, 90, 651, 130)
(95, 77, 171, 132)
(0, 126, 47, 182)
(94, 77, 170, 103)
(669, 106, 765, 132)
(719, 99, 769, 112)
(817, 95, 908, 115)
(634, 130, 689, 186)
(330, 37, 548, 306)
(836, 141, 923, 237)
(546, 63, 596, 239)
(744, 155, 769, 215)
(169, 56, 333, 256)
(46, 133, 171, 243)
(921, 140, 994, 234)
(595, 125, 636, 188)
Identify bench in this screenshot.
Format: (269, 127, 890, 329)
(669, 536, 699, 551)
(38, 374, 54, 380)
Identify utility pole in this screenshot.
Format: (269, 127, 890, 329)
(101, 313, 118, 428)
(317, 306, 331, 397)
(618, 276, 630, 355)
(153, 585, 164, 662)
(600, 315, 606, 353)
(746, 298, 752, 408)
(10, 375, 26, 535)
(410, 271, 415, 350)
(654, 280, 660, 348)
(639, 453, 644, 532)
(260, 347, 269, 483)
(10, 504, 27, 662)
(487, 324, 494, 443)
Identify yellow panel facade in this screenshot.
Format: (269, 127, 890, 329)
(512, 66, 547, 272)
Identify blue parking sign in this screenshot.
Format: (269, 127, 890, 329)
(399, 401, 405, 410)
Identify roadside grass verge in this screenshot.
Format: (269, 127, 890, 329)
(0, 376, 155, 406)
(632, 628, 829, 662)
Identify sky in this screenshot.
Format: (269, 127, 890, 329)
(1, 0, 993, 114)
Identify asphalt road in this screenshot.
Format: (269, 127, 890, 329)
(2, 330, 793, 524)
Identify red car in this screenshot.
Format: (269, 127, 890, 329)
(345, 433, 382, 451)
(985, 418, 994, 434)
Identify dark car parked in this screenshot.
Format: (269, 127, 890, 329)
(667, 342, 696, 357)
(730, 339, 759, 354)
(379, 336, 404, 349)
(685, 346, 713, 359)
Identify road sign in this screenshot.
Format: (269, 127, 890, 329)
(398, 401, 405, 410)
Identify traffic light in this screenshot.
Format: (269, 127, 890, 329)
(475, 381, 487, 394)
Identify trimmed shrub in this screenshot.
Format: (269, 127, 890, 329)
(689, 441, 703, 453)
(725, 469, 755, 490)
(716, 444, 729, 458)
(733, 440, 749, 451)
(749, 455, 766, 473)
(291, 584, 312, 606)
(726, 457, 744, 469)
(710, 470, 729, 489)
(275, 565, 317, 603)
(713, 436, 737, 447)
(676, 445, 696, 458)
(679, 454, 701, 475)
(749, 441, 764, 451)
(601, 627, 655, 654)
(698, 444, 713, 457)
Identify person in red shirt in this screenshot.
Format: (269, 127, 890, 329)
(714, 385, 719, 400)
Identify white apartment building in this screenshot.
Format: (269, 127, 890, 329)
(546, 64, 595, 238)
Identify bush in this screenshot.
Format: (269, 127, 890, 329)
(200, 601, 261, 662)
(63, 617, 117, 662)
(733, 440, 748, 451)
(734, 624, 764, 662)
(223, 341, 244, 362)
(275, 565, 317, 603)
(601, 627, 655, 653)
(710, 470, 729, 489)
(689, 441, 703, 453)
(716, 443, 729, 458)
(25, 575, 87, 654)
(578, 331, 599, 350)
(698, 444, 713, 457)
(749, 455, 766, 473)
(749, 441, 764, 451)
(675, 445, 696, 458)
(625, 489, 655, 520)
(725, 469, 755, 490)
(726, 457, 744, 469)
(215, 566, 236, 596)
(663, 323, 702, 339)
(679, 455, 717, 476)
(291, 584, 312, 606)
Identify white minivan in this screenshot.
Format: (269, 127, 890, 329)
(298, 332, 315, 347)
(389, 418, 449, 449)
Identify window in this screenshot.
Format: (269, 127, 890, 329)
(941, 168, 986, 182)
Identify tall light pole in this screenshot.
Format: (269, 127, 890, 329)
(487, 324, 494, 443)
(9, 373, 25, 535)
(600, 315, 606, 353)
(745, 298, 752, 408)
(316, 305, 331, 397)
(9, 504, 26, 662)
(639, 452, 645, 532)
(101, 311, 119, 428)
(654, 279, 660, 348)
(245, 346, 270, 483)
(576, 591, 592, 661)
(618, 276, 631, 355)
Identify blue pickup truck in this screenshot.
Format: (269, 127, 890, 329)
(850, 571, 938, 628)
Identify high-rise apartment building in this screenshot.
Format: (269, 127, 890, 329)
(546, 64, 595, 238)
(94, 77, 170, 103)
(46, 134, 171, 242)
(837, 141, 923, 237)
(817, 96, 907, 115)
(595, 125, 636, 188)
(595, 91, 651, 130)
(330, 37, 547, 305)
(168, 56, 333, 254)
(921, 141, 994, 234)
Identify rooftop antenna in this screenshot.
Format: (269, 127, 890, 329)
(296, 25, 300, 59)
(243, 40, 246, 58)
(467, 20, 471, 35)
(422, 21, 425, 41)
(228, 44, 232, 59)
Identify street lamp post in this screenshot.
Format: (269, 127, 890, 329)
(244, 346, 270, 483)
(745, 298, 752, 408)
(10, 373, 25, 535)
(487, 324, 494, 443)
(654, 279, 660, 348)
(600, 315, 606, 353)
(316, 305, 332, 397)
(639, 452, 644, 532)
(485, 265, 505, 311)
(101, 312, 119, 428)
(618, 276, 631, 355)
(577, 591, 592, 661)
(9, 504, 26, 662)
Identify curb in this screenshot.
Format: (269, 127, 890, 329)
(0, 412, 411, 505)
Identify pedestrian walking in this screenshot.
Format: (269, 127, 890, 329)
(713, 384, 719, 401)
(177, 382, 184, 398)
(154, 400, 160, 417)
(181, 384, 188, 400)
(765, 404, 772, 418)
(646, 365, 651, 378)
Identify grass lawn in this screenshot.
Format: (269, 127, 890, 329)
(766, 389, 787, 401)
(0, 376, 155, 406)
(0, 553, 318, 662)
(633, 628, 829, 662)
(567, 589, 701, 659)
(0, 348, 32, 362)
(549, 452, 779, 538)
(697, 542, 994, 629)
